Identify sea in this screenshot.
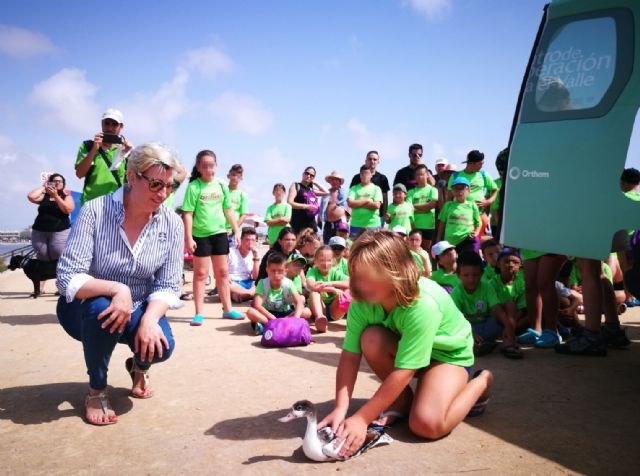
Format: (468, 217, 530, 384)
(0, 243, 32, 264)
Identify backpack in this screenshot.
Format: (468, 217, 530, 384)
(296, 183, 320, 217)
(261, 318, 312, 347)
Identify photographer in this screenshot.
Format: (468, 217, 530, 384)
(75, 109, 133, 205)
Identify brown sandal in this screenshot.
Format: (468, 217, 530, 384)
(125, 357, 154, 399)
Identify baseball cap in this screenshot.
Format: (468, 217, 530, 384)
(287, 251, 307, 265)
(328, 236, 347, 249)
(434, 157, 449, 166)
(391, 225, 407, 236)
(463, 150, 484, 163)
(102, 108, 124, 124)
(451, 176, 471, 187)
(337, 221, 349, 232)
(497, 247, 521, 261)
(432, 240, 455, 258)
(392, 183, 407, 193)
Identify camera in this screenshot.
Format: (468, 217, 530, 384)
(47, 181, 55, 188)
(102, 133, 124, 144)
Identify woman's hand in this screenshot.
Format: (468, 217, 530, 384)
(135, 318, 169, 363)
(336, 414, 368, 459)
(186, 238, 197, 253)
(234, 231, 241, 248)
(318, 407, 348, 434)
(97, 284, 132, 334)
(45, 184, 57, 197)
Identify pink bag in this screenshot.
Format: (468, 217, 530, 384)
(337, 290, 352, 313)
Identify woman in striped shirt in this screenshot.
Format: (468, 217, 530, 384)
(56, 143, 184, 426)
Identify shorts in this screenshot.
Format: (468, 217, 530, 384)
(233, 279, 255, 290)
(455, 236, 480, 255)
(272, 310, 295, 318)
(193, 233, 229, 257)
(415, 228, 435, 241)
(470, 315, 502, 342)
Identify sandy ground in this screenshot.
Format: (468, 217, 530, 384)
(1, 269, 640, 476)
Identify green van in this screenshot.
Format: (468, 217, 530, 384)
(501, 0, 639, 260)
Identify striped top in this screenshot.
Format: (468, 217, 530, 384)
(57, 187, 184, 311)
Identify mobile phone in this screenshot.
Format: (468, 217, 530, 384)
(102, 133, 124, 144)
(47, 181, 54, 188)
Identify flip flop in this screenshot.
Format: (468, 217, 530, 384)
(222, 310, 244, 320)
(500, 344, 524, 360)
(467, 370, 490, 418)
(372, 410, 406, 428)
(125, 357, 154, 399)
(84, 393, 117, 426)
(180, 292, 193, 301)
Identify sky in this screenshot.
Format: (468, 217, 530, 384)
(0, 0, 601, 230)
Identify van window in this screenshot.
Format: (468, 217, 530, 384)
(521, 9, 633, 123)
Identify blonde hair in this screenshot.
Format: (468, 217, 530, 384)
(127, 143, 178, 175)
(348, 230, 420, 307)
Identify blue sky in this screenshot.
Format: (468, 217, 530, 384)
(1, 0, 565, 229)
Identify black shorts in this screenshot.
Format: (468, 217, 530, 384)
(193, 233, 229, 257)
(415, 228, 435, 241)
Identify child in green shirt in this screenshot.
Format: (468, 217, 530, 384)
(491, 248, 528, 333)
(451, 252, 522, 359)
(226, 164, 248, 236)
(429, 241, 460, 292)
(246, 252, 310, 335)
(265, 183, 292, 245)
(407, 229, 432, 277)
(329, 236, 349, 276)
(318, 231, 491, 454)
(347, 165, 383, 237)
(306, 245, 350, 332)
(437, 177, 481, 255)
(407, 164, 438, 251)
(480, 239, 501, 282)
(385, 183, 414, 233)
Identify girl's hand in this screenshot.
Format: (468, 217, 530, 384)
(318, 407, 347, 434)
(336, 414, 368, 459)
(97, 284, 132, 334)
(186, 238, 197, 253)
(135, 319, 169, 363)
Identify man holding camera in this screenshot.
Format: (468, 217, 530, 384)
(75, 109, 133, 205)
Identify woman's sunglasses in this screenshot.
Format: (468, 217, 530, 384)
(138, 174, 180, 193)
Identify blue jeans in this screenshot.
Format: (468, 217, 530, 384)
(56, 296, 175, 390)
(471, 315, 502, 342)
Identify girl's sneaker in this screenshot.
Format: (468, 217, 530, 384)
(254, 323, 265, 336)
(190, 314, 204, 326)
(222, 310, 244, 320)
(535, 329, 562, 348)
(517, 328, 541, 345)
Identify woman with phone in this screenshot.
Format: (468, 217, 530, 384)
(287, 166, 329, 234)
(26, 173, 75, 295)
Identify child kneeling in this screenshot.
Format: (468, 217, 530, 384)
(246, 252, 310, 335)
(319, 231, 492, 457)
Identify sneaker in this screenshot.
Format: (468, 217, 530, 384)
(534, 329, 562, 348)
(601, 325, 631, 348)
(254, 322, 265, 336)
(222, 310, 244, 320)
(190, 314, 204, 326)
(555, 333, 607, 356)
(517, 328, 541, 345)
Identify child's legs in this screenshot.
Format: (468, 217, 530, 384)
(538, 255, 566, 331)
(360, 326, 413, 413)
(299, 307, 312, 319)
(246, 308, 268, 325)
(211, 254, 232, 312)
(409, 363, 491, 440)
(576, 258, 604, 332)
(192, 256, 211, 315)
(329, 299, 345, 321)
(309, 291, 324, 318)
(523, 258, 542, 332)
(229, 281, 255, 302)
(471, 317, 502, 343)
(600, 277, 620, 325)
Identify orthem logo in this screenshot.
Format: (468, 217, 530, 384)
(509, 167, 550, 180)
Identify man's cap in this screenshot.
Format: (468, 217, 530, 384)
(497, 247, 521, 261)
(434, 157, 449, 166)
(451, 176, 471, 188)
(432, 240, 455, 258)
(102, 108, 124, 124)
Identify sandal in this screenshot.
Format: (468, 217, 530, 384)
(372, 410, 406, 428)
(180, 292, 193, 301)
(467, 370, 491, 418)
(125, 357, 154, 399)
(500, 344, 524, 360)
(84, 393, 117, 426)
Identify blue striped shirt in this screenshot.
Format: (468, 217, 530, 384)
(57, 187, 184, 311)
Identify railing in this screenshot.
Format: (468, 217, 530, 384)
(1, 244, 35, 264)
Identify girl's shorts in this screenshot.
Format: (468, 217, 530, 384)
(193, 233, 229, 257)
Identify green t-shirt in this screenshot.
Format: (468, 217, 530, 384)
(625, 190, 640, 201)
(306, 266, 348, 304)
(490, 177, 503, 214)
(408, 184, 438, 230)
(75, 142, 127, 205)
(225, 188, 248, 232)
(410, 250, 425, 274)
(287, 273, 303, 294)
(265, 202, 292, 245)
(447, 170, 497, 204)
(521, 249, 546, 261)
(482, 264, 498, 282)
(348, 183, 383, 228)
(491, 272, 526, 310)
(387, 201, 414, 232)
(336, 256, 349, 276)
(343, 277, 474, 368)
(181, 178, 231, 238)
(450, 281, 500, 324)
(439, 201, 481, 245)
(255, 277, 296, 312)
(429, 269, 461, 289)
(569, 261, 613, 286)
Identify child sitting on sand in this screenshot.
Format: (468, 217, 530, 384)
(481, 239, 501, 282)
(329, 236, 349, 276)
(306, 245, 350, 333)
(246, 253, 310, 335)
(490, 248, 528, 333)
(429, 241, 460, 292)
(318, 231, 492, 456)
(451, 252, 522, 359)
(407, 229, 432, 277)
(286, 251, 307, 294)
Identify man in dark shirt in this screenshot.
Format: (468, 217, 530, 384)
(349, 150, 390, 226)
(393, 143, 435, 191)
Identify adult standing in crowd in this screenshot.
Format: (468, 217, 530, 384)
(27, 173, 75, 295)
(393, 143, 435, 192)
(319, 170, 348, 243)
(447, 150, 498, 238)
(433, 157, 450, 188)
(287, 166, 329, 234)
(350, 150, 390, 227)
(75, 109, 134, 205)
(56, 143, 183, 426)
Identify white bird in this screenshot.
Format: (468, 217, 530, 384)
(278, 400, 393, 462)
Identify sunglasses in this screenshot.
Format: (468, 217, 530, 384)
(304, 171, 316, 178)
(411, 153, 423, 158)
(137, 174, 180, 193)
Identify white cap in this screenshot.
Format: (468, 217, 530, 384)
(432, 240, 455, 258)
(391, 225, 407, 235)
(102, 108, 124, 124)
(328, 236, 347, 248)
(434, 157, 449, 166)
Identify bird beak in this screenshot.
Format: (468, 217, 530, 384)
(278, 412, 296, 423)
